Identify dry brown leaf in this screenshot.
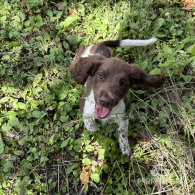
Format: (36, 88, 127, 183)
(80, 166, 91, 185)
(182, 0, 195, 11)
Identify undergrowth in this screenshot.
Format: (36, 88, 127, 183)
(0, 0, 194, 194)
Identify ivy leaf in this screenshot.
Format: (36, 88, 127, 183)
(82, 158, 91, 166)
(91, 173, 100, 183)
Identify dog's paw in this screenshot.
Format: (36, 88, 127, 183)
(84, 119, 99, 132)
(86, 126, 98, 132)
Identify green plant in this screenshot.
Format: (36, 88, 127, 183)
(0, 0, 194, 194)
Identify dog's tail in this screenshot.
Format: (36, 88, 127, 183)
(101, 37, 157, 47)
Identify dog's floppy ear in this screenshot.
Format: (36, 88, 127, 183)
(69, 55, 105, 84)
(128, 64, 165, 88)
(73, 44, 85, 61)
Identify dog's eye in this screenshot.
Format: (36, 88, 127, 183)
(98, 74, 104, 80)
(119, 79, 128, 87)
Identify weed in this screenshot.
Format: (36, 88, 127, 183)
(0, 0, 194, 194)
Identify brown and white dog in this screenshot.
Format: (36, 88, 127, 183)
(69, 38, 164, 156)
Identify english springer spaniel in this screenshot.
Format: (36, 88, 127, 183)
(69, 37, 164, 156)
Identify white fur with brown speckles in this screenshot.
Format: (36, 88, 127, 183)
(83, 90, 131, 156)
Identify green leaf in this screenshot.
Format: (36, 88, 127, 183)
(40, 156, 49, 163)
(18, 102, 27, 110)
(47, 9, 53, 17)
(85, 145, 94, 152)
(140, 61, 148, 69)
(187, 44, 195, 56)
(162, 44, 173, 55)
(18, 136, 29, 146)
(33, 73, 42, 87)
(17, 176, 31, 195)
(14, 150, 24, 156)
(91, 173, 100, 183)
(66, 163, 79, 175)
(82, 158, 91, 166)
(151, 98, 159, 108)
(160, 134, 171, 146)
(73, 144, 82, 152)
(0, 134, 5, 154)
(2, 55, 10, 61)
(150, 68, 162, 75)
(103, 164, 110, 173)
(60, 138, 71, 148)
(2, 124, 12, 133)
(6, 111, 17, 117)
(98, 149, 105, 158)
(58, 15, 79, 30)
(181, 75, 193, 82)
(154, 18, 165, 30)
(12, 15, 20, 23)
(73, 139, 83, 152)
(66, 35, 78, 45)
(0, 15, 7, 23)
(0, 96, 10, 103)
(8, 116, 19, 127)
(78, 4, 85, 15)
(32, 111, 43, 119)
(3, 161, 13, 172)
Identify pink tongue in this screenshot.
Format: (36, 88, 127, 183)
(95, 105, 111, 118)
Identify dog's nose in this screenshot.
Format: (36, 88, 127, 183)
(99, 95, 113, 107)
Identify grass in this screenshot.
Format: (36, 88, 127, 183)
(0, 0, 194, 194)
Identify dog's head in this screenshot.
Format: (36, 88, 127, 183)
(70, 55, 164, 118)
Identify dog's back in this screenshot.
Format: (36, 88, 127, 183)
(79, 37, 157, 58)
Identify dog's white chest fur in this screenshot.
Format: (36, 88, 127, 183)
(82, 90, 131, 156)
(83, 90, 126, 124)
(83, 90, 96, 118)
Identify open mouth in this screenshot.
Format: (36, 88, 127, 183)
(95, 104, 112, 119)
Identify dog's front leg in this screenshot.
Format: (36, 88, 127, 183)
(118, 119, 131, 156)
(83, 116, 99, 132)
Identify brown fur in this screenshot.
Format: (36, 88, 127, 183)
(70, 55, 164, 111)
